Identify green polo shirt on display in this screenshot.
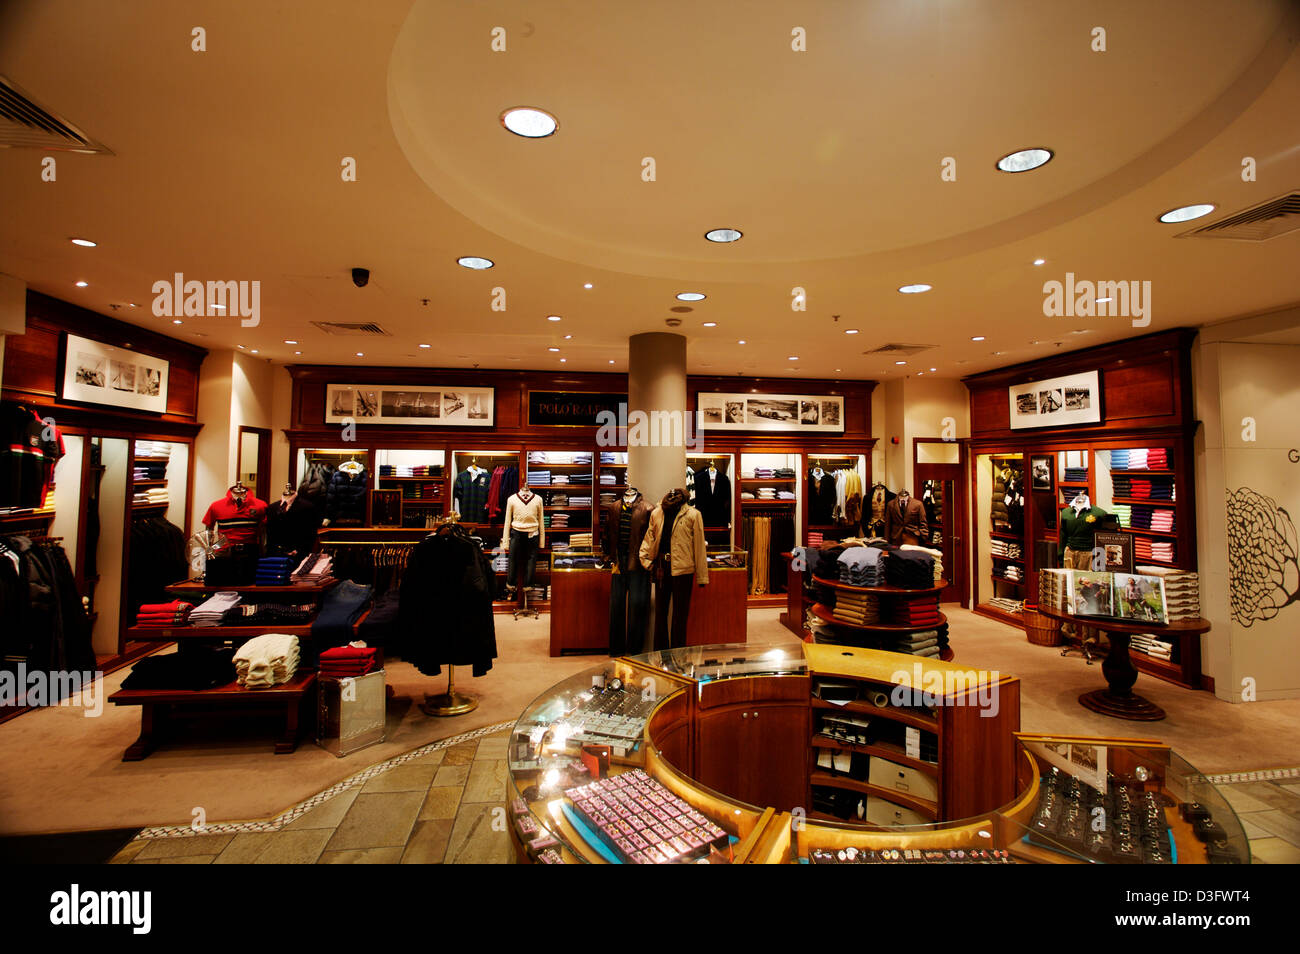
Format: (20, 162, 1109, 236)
(1058, 506, 1108, 552)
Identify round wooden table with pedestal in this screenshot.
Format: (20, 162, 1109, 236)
(1036, 605, 1211, 722)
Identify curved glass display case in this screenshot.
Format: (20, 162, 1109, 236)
(505, 643, 1250, 864)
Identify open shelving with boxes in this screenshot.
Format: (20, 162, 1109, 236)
(374, 449, 447, 528)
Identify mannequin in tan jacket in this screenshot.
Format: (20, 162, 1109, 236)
(639, 488, 708, 650)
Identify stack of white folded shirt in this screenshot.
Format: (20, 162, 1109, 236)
(190, 591, 241, 626)
(233, 633, 301, 688)
(900, 544, 944, 582)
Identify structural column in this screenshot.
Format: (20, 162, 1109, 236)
(627, 332, 688, 505)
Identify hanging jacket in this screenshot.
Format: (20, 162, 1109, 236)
(692, 469, 731, 527)
(808, 470, 837, 525)
(397, 529, 497, 677)
(266, 494, 322, 558)
(326, 468, 368, 524)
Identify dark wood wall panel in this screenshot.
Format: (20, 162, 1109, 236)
(3, 292, 208, 435)
(964, 329, 1195, 441)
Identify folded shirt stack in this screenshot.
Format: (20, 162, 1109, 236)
(550, 513, 571, 528)
(569, 533, 593, 549)
(135, 600, 194, 627)
(776, 490, 797, 500)
(255, 556, 293, 586)
(120, 646, 236, 691)
(1063, 467, 1088, 482)
(292, 552, 334, 582)
(599, 493, 617, 506)
(1146, 448, 1168, 469)
(996, 564, 1024, 582)
(1109, 503, 1131, 526)
(807, 531, 824, 547)
(233, 633, 300, 688)
(549, 492, 569, 506)
(899, 544, 944, 582)
(526, 470, 551, 486)
(756, 487, 777, 499)
(566, 474, 593, 485)
(568, 496, 592, 508)
(190, 591, 241, 626)
(1134, 539, 1175, 563)
(318, 644, 379, 679)
(836, 547, 883, 586)
(740, 491, 756, 500)
(572, 453, 592, 465)
(890, 595, 942, 628)
(884, 550, 935, 589)
(133, 488, 169, 506)
(833, 591, 881, 624)
(989, 539, 1023, 559)
(1109, 449, 1131, 470)
(752, 467, 774, 479)
(134, 440, 173, 458)
(1127, 448, 1150, 470)
(774, 467, 797, 479)
(230, 602, 314, 626)
(599, 473, 617, 485)
(133, 461, 168, 480)
(599, 452, 619, 464)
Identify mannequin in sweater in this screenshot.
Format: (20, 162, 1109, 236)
(502, 487, 545, 596)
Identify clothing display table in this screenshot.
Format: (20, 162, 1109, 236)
(1035, 605, 1211, 722)
(108, 671, 319, 759)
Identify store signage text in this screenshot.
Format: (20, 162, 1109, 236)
(1042, 272, 1151, 327)
(528, 391, 626, 427)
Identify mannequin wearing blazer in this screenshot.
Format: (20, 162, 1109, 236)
(692, 467, 731, 528)
(885, 491, 929, 546)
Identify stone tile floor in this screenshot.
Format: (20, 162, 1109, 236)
(109, 729, 1300, 864)
(110, 729, 514, 864)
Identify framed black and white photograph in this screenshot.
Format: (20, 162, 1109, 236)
(1009, 370, 1101, 430)
(61, 333, 170, 414)
(700, 392, 846, 433)
(1031, 455, 1053, 491)
(325, 383, 494, 426)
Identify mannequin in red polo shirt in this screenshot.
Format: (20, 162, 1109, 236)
(202, 481, 268, 548)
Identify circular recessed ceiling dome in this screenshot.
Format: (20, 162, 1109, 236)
(389, 1, 1287, 279)
(676, 292, 706, 301)
(898, 283, 932, 294)
(457, 256, 494, 269)
(500, 107, 558, 138)
(705, 228, 742, 243)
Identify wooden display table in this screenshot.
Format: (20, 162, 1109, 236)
(1036, 605, 1211, 722)
(163, 578, 338, 596)
(108, 671, 319, 760)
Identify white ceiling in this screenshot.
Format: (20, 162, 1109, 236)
(2, 0, 1299, 380)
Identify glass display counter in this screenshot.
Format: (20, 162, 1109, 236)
(507, 644, 1250, 864)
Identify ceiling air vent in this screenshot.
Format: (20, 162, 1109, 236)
(0, 75, 112, 154)
(1178, 192, 1300, 242)
(309, 321, 391, 336)
(862, 343, 936, 357)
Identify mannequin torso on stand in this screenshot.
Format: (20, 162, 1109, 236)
(639, 489, 709, 651)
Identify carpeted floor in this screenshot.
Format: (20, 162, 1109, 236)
(3, 607, 1299, 837)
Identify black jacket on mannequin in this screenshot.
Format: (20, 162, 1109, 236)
(808, 470, 837, 525)
(397, 527, 498, 677)
(692, 468, 731, 527)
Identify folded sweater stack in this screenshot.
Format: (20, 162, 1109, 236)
(318, 644, 379, 679)
(256, 556, 292, 586)
(136, 600, 194, 627)
(233, 633, 300, 688)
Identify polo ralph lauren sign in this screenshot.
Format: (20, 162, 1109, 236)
(528, 391, 626, 427)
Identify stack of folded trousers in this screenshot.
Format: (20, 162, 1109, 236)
(233, 633, 300, 688)
(318, 645, 379, 679)
(135, 600, 194, 627)
(884, 550, 935, 589)
(255, 556, 292, 586)
(836, 547, 882, 586)
(833, 590, 880, 624)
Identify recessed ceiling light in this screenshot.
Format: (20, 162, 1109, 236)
(1033, 258, 1046, 266)
(250, 349, 259, 354)
(457, 256, 494, 269)
(74, 281, 88, 287)
(608, 359, 615, 364)
(971, 336, 986, 342)
(70, 238, 96, 247)
(788, 356, 799, 361)
(547, 347, 560, 352)
(996, 148, 1053, 173)
(1159, 203, 1215, 224)
(738, 340, 746, 345)
(845, 329, 859, 335)
(834, 368, 842, 372)
(898, 283, 931, 294)
(929, 367, 937, 372)
(355, 352, 364, 357)
(583, 283, 593, 289)
(172, 319, 183, 325)
(563, 334, 572, 339)
(547, 315, 561, 322)
(501, 107, 558, 138)
(284, 339, 297, 345)
(237, 344, 245, 349)
(992, 351, 1003, 355)
(895, 360, 907, 365)
(677, 292, 706, 301)
(294, 351, 301, 355)
(702, 322, 717, 328)
(705, 228, 743, 243)
(419, 343, 431, 348)
(559, 358, 567, 363)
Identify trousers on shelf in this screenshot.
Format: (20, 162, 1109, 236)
(653, 564, 694, 651)
(507, 529, 539, 589)
(609, 566, 650, 656)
